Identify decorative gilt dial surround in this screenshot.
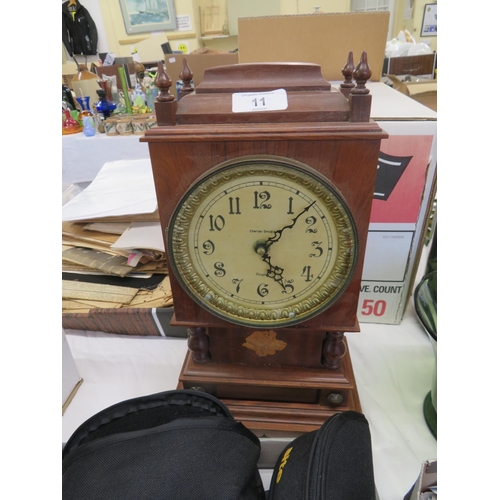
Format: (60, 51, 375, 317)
(167, 155, 359, 328)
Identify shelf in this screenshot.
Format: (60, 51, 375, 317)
(201, 35, 236, 40)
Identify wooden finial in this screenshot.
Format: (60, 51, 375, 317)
(348, 51, 372, 122)
(352, 51, 371, 95)
(339, 51, 355, 98)
(178, 58, 194, 100)
(154, 61, 175, 102)
(153, 60, 177, 126)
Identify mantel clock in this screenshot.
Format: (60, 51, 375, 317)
(141, 53, 388, 432)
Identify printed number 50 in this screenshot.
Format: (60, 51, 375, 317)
(361, 299, 386, 317)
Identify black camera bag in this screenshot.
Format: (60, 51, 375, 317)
(62, 389, 266, 500)
(267, 411, 376, 500)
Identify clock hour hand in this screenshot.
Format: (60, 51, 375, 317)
(261, 253, 288, 292)
(253, 240, 289, 292)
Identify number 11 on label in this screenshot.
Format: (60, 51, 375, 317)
(253, 96, 266, 108)
(232, 88, 288, 113)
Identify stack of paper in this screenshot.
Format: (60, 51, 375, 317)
(62, 159, 172, 314)
(62, 275, 173, 314)
(62, 221, 166, 277)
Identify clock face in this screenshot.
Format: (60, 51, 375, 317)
(167, 156, 359, 327)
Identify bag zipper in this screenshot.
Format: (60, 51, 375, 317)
(306, 428, 324, 499)
(306, 415, 341, 500)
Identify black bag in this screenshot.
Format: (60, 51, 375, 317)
(62, 389, 266, 500)
(267, 411, 376, 500)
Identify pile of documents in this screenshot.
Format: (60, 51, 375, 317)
(62, 159, 173, 314)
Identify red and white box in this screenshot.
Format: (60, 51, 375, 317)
(346, 82, 437, 324)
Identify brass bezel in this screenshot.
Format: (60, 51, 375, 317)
(167, 155, 359, 328)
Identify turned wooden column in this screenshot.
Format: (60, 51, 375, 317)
(321, 331, 346, 370)
(187, 327, 211, 363)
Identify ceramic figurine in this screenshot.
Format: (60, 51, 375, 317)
(83, 116, 96, 136)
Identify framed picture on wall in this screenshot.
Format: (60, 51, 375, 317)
(119, 0, 178, 34)
(420, 3, 437, 37)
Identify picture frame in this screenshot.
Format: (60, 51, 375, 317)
(119, 0, 177, 35)
(420, 3, 437, 37)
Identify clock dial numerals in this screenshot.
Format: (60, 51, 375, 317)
(208, 215, 225, 232)
(305, 216, 318, 233)
(301, 265, 314, 282)
(232, 278, 243, 293)
(309, 241, 323, 258)
(228, 197, 241, 215)
(202, 240, 215, 255)
(168, 157, 358, 327)
(213, 262, 226, 278)
(253, 190, 272, 209)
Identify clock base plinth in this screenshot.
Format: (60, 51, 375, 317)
(177, 340, 361, 433)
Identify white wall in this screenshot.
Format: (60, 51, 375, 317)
(62, 0, 436, 75)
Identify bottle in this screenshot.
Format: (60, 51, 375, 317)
(62, 85, 77, 110)
(95, 89, 117, 119)
(62, 109, 83, 135)
(76, 95, 94, 124)
(71, 63, 101, 107)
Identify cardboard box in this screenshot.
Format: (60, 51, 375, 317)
(238, 12, 389, 81)
(403, 460, 437, 500)
(164, 53, 239, 88)
(62, 329, 83, 415)
(383, 54, 436, 78)
(386, 75, 437, 112)
(342, 81, 437, 324)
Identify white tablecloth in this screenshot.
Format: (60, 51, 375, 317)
(62, 132, 150, 185)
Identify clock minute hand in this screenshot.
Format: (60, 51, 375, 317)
(264, 200, 317, 252)
(256, 200, 316, 293)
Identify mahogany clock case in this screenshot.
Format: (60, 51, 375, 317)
(144, 130, 384, 334)
(141, 61, 387, 431)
